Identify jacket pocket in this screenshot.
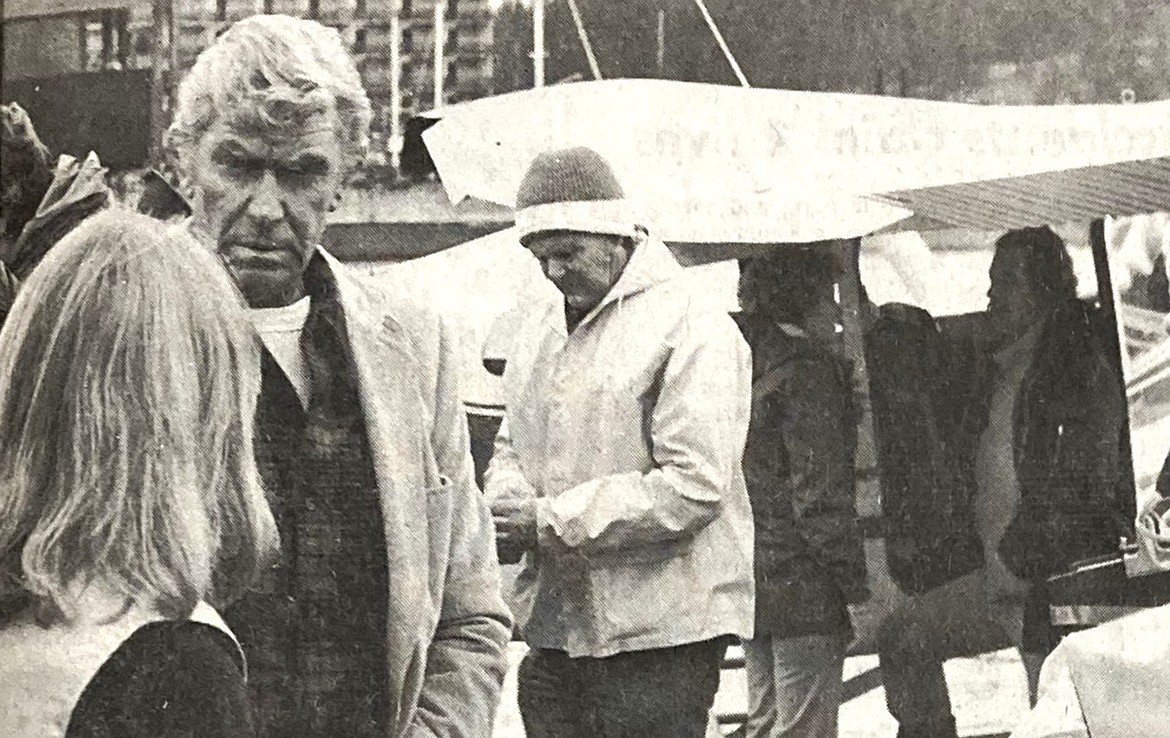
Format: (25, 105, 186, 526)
(599, 546, 693, 642)
(425, 477, 454, 601)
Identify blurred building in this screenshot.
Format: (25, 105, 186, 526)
(2, 0, 496, 166)
(172, 0, 495, 156)
(2, 0, 155, 168)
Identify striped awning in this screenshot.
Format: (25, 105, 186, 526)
(875, 156, 1170, 231)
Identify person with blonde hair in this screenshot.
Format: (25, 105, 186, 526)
(165, 14, 510, 737)
(0, 209, 276, 737)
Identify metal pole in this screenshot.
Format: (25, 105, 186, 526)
(834, 238, 881, 519)
(566, 0, 601, 80)
(433, 0, 445, 109)
(389, 1, 402, 167)
(168, 0, 177, 83)
(533, 0, 545, 88)
(1089, 216, 1139, 523)
(692, 0, 749, 87)
(656, 9, 665, 78)
(148, 0, 171, 166)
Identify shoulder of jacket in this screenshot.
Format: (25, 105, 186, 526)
(330, 258, 446, 343)
(763, 336, 843, 376)
(1062, 605, 1170, 664)
(657, 287, 743, 340)
(761, 354, 846, 398)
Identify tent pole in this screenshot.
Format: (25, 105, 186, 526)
(433, 0, 446, 109)
(656, 9, 665, 77)
(566, 0, 602, 80)
(533, 0, 545, 88)
(390, 0, 402, 167)
(692, 0, 749, 86)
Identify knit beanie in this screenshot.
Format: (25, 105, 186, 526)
(514, 147, 639, 241)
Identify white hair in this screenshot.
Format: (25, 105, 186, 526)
(166, 14, 372, 171)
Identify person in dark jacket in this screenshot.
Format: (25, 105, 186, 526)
(879, 226, 1127, 738)
(0, 102, 53, 256)
(737, 250, 868, 738)
(0, 101, 111, 328)
(2, 101, 54, 326)
(868, 303, 983, 596)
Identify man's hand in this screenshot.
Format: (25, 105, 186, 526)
(491, 498, 539, 553)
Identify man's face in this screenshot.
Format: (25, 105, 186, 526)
(183, 105, 348, 308)
(988, 246, 1044, 346)
(525, 231, 630, 315)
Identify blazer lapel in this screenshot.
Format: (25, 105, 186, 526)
(323, 250, 431, 733)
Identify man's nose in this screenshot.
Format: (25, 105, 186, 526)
(246, 171, 284, 225)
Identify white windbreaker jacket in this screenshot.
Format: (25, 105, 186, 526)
(486, 235, 755, 658)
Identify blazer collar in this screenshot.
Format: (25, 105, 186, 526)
(314, 248, 431, 730)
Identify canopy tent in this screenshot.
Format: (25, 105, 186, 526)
(423, 79, 1170, 244)
(874, 156, 1170, 233)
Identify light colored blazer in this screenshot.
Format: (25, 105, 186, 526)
(321, 250, 513, 737)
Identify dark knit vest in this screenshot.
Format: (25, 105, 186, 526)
(224, 257, 389, 737)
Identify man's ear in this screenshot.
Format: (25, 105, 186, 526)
(177, 172, 198, 204)
(171, 158, 199, 205)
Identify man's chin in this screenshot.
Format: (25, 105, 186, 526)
(562, 293, 601, 313)
(228, 265, 305, 308)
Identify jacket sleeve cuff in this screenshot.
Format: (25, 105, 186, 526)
(535, 497, 559, 551)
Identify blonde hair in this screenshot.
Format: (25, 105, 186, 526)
(166, 14, 371, 172)
(0, 209, 276, 623)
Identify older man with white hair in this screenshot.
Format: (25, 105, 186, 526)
(165, 15, 511, 737)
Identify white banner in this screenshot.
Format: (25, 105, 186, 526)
(424, 80, 1170, 243)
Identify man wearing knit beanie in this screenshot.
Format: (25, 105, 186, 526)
(511, 146, 642, 328)
(486, 147, 755, 738)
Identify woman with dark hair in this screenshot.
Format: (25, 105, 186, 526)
(0, 210, 276, 737)
(736, 249, 867, 738)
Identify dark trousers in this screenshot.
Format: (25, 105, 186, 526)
(518, 637, 728, 738)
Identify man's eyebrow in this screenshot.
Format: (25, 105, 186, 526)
(210, 139, 262, 163)
(534, 245, 574, 259)
(284, 152, 331, 174)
